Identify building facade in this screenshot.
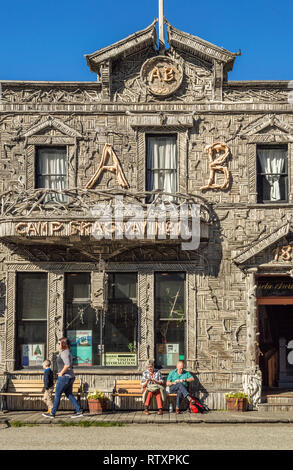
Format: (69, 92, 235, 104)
(0, 19, 292, 410)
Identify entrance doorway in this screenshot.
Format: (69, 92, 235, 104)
(258, 305, 293, 388)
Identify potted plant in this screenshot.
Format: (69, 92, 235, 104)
(87, 390, 107, 414)
(225, 391, 250, 412)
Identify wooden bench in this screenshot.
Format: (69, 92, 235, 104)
(0, 378, 83, 411)
(112, 379, 177, 410)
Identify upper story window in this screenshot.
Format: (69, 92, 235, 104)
(146, 135, 177, 200)
(36, 147, 67, 202)
(257, 145, 288, 203)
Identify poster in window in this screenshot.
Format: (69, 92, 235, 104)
(67, 330, 92, 366)
(166, 344, 179, 354)
(22, 344, 45, 368)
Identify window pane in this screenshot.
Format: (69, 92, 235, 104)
(155, 272, 185, 368)
(155, 272, 185, 319)
(36, 147, 67, 203)
(109, 273, 137, 299)
(16, 273, 48, 369)
(104, 273, 138, 367)
(17, 273, 47, 320)
(66, 273, 91, 301)
(65, 273, 102, 366)
(65, 304, 102, 367)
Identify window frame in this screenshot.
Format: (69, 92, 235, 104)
(256, 144, 288, 204)
(145, 133, 178, 198)
(154, 271, 186, 369)
(35, 146, 68, 192)
(16, 272, 48, 370)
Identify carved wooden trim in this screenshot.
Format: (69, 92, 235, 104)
(240, 114, 293, 138)
(186, 271, 197, 370)
(48, 272, 64, 360)
(23, 116, 82, 138)
(6, 271, 16, 372)
(246, 270, 258, 369)
(138, 270, 154, 370)
(248, 143, 257, 203)
(4, 262, 97, 272)
(233, 221, 290, 265)
(289, 143, 293, 204)
(107, 262, 199, 271)
(26, 145, 35, 192)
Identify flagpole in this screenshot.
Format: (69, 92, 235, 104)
(159, 0, 165, 51)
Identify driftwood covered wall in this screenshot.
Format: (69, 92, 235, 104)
(0, 20, 292, 409)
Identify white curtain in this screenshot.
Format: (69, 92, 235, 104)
(37, 148, 67, 202)
(258, 148, 286, 201)
(147, 136, 177, 200)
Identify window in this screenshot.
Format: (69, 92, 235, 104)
(36, 147, 67, 202)
(103, 273, 138, 367)
(257, 146, 288, 203)
(16, 273, 48, 369)
(65, 273, 102, 367)
(155, 272, 185, 368)
(146, 135, 177, 200)
(65, 272, 138, 368)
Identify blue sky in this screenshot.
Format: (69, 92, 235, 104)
(0, 0, 292, 82)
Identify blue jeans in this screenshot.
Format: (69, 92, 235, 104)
(169, 383, 190, 409)
(51, 376, 81, 416)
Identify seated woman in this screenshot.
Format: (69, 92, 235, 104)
(141, 359, 165, 415)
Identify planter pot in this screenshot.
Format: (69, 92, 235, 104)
(226, 398, 248, 412)
(87, 399, 106, 415)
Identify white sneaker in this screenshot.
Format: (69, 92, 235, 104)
(42, 412, 55, 418)
(71, 411, 83, 418)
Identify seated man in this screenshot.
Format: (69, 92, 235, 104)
(166, 360, 195, 414)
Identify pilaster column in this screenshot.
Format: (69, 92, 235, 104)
(242, 268, 262, 407)
(47, 272, 64, 363)
(137, 270, 154, 371)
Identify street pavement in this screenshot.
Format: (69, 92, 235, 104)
(0, 422, 293, 450)
(0, 410, 293, 450)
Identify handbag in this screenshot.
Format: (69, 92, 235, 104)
(146, 383, 160, 392)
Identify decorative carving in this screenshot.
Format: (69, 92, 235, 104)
(140, 56, 183, 97)
(23, 115, 82, 139)
(242, 367, 262, 407)
(85, 144, 129, 189)
(224, 86, 289, 103)
(233, 221, 291, 265)
(239, 114, 293, 138)
(200, 142, 230, 191)
(1, 86, 102, 104)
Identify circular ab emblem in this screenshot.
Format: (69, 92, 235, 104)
(140, 56, 183, 97)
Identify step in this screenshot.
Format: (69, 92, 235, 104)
(267, 395, 293, 405)
(258, 403, 293, 412)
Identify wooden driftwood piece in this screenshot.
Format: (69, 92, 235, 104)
(85, 143, 129, 189)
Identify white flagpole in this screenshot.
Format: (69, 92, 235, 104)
(159, 0, 165, 51)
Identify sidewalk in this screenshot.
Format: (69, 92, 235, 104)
(2, 409, 293, 425)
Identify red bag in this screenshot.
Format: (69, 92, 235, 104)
(189, 396, 206, 414)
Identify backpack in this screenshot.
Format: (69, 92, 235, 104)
(189, 396, 209, 414)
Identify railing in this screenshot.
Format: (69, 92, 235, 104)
(0, 188, 212, 223)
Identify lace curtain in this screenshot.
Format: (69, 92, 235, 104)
(37, 148, 67, 202)
(146, 136, 177, 200)
(258, 148, 286, 201)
